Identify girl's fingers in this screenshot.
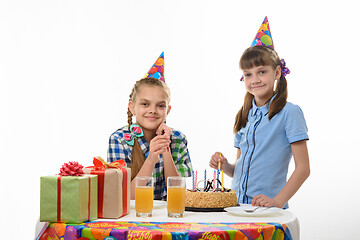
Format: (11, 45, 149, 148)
(153, 135, 171, 142)
(209, 155, 217, 168)
(152, 143, 169, 153)
(209, 161, 216, 169)
(252, 195, 261, 206)
(216, 152, 226, 162)
(153, 147, 166, 155)
(156, 123, 171, 137)
(217, 153, 228, 170)
(264, 202, 272, 207)
(252, 194, 273, 207)
(150, 136, 171, 156)
(209, 152, 225, 169)
(151, 136, 171, 145)
(258, 198, 266, 207)
(156, 123, 164, 135)
(153, 140, 171, 146)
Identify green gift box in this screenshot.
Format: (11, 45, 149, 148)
(40, 175, 98, 223)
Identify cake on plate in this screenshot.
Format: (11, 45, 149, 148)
(185, 179, 238, 209)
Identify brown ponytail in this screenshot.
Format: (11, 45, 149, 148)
(268, 75, 287, 120)
(127, 77, 170, 180)
(233, 92, 254, 133)
(233, 45, 288, 133)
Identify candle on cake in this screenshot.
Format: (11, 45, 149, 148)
(221, 170, 224, 192)
(195, 170, 198, 191)
(204, 169, 206, 189)
(192, 170, 195, 191)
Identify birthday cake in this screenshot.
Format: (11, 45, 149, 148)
(185, 180, 238, 209)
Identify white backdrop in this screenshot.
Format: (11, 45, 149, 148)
(1, 1, 359, 239)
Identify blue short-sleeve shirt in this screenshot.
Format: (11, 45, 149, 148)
(232, 98, 308, 209)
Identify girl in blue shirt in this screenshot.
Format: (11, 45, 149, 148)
(209, 18, 310, 209)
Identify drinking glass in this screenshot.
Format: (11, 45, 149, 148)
(135, 176, 154, 217)
(167, 176, 186, 218)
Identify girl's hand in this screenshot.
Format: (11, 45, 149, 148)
(148, 135, 171, 164)
(156, 123, 171, 152)
(156, 123, 172, 139)
(252, 194, 278, 208)
(209, 152, 228, 170)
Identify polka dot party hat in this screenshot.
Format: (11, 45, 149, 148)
(251, 16, 274, 49)
(144, 52, 165, 82)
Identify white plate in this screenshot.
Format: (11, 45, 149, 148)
(130, 200, 167, 209)
(224, 204, 283, 217)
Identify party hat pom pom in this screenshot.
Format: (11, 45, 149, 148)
(59, 161, 84, 176)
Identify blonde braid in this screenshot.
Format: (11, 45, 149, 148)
(127, 81, 144, 180)
(127, 109, 132, 130)
(127, 102, 133, 132)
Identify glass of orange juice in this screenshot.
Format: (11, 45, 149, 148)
(135, 176, 154, 217)
(167, 176, 186, 218)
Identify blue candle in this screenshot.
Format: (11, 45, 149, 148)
(217, 169, 219, 188)
(192, 170, 195, 191)
(204, 169, 207, 189)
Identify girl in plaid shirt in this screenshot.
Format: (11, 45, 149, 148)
(108, 77, 193, 200)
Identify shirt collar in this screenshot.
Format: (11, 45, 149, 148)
(251, 94, 277, 116)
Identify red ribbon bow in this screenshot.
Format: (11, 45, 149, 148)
(59, 161, 84, 176)
(92, 156, 126, 170)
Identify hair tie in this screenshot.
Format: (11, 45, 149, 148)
(280, 58, 290, 77)
(124, 124, 144, 146)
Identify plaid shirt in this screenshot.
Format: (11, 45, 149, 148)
(108, 126, 193, 200)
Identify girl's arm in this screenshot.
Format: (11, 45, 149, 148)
(209, 149, 239, 177)
(252, 140, 310, 208)
(129, 134, 170, 199)
(158, 124, 181, 182)
(163, 149, 181, 183)
(157, 124, 187, 184)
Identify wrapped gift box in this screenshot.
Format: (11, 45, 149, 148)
(84, 157, 131, 218)
(40, 174, 98, 223)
